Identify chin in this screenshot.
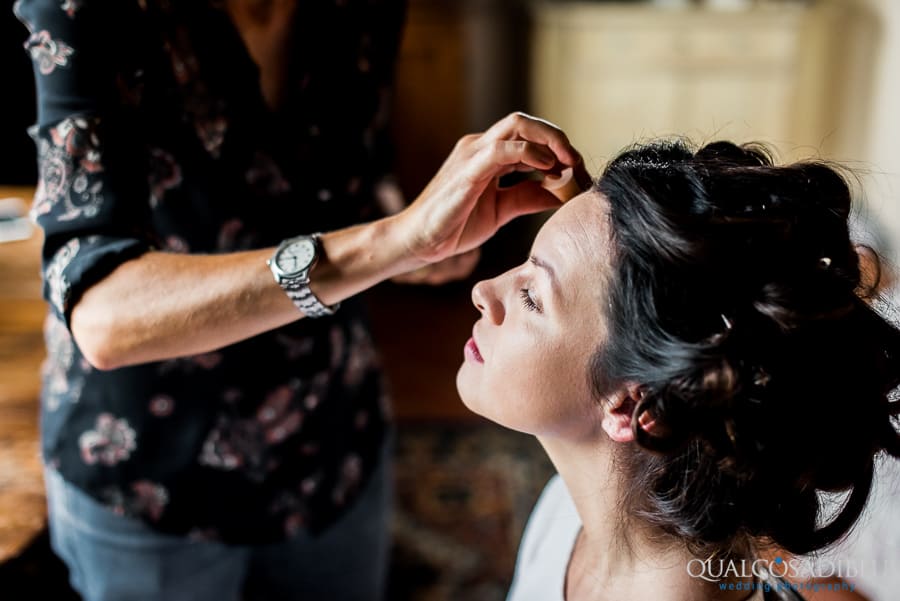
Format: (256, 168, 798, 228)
(455, 368, 536, 434)
(455, 366, 478, 413)
(456, 365, 494, 423)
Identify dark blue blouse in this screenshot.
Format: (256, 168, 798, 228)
(15, 0, 403, 543)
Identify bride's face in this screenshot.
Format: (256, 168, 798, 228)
(456, 193, 612, 439)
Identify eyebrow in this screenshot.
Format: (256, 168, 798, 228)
(530, 255, 560, 297)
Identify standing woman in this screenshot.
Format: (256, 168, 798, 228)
(14, 0, 581, 599)
(457, 140, 900, 601)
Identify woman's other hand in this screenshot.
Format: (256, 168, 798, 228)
(394, 112, 583, 264)
(391, 248, 481, 286)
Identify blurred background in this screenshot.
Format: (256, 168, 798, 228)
(0, 0, 897, 599)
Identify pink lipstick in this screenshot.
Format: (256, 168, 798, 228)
(464, 336, 484, 364)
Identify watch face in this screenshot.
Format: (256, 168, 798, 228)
(275, 237, 316, 276)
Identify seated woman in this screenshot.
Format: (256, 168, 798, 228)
(456, 140, 900, 601)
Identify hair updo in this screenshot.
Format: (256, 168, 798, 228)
(591, 139, 900, 558)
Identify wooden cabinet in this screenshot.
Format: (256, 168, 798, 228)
(391, 0, 531, 198)
(390, 0, 468, 198)
(529, 1, 877, 169)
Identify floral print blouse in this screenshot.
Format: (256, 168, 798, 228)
(15, 0, 404, 543)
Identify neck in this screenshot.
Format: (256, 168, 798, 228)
(537, 435, 755, 601)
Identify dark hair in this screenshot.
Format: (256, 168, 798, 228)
(591, 139, 900, 558)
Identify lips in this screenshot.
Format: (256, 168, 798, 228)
(464, 333, 484, 364)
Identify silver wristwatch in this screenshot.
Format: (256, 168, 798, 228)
(267, 233, 339, 318)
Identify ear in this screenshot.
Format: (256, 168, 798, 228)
(600, 382, 644, 443)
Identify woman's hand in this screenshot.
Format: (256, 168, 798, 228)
(394, 112, 583, 264)
(391, 248, 481, 286)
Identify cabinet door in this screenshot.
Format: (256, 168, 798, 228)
(680, 71, 794, 151)
(529, 4, 811, 165)
(562, 74, 681, 169)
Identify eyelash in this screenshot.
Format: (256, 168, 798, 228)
(519, 288, 541, 312)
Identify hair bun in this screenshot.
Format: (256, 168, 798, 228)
(695, 141, 771, 167)
(596, 138, 900, 559)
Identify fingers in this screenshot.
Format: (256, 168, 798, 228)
(468, 140, 558, 183)
(391, 248, 482, 286)
(541, 164, 593, 203)
(405, 113, 581, 264)
(483, 112, 582, 167)
(426, 248, 480, 284)
(493, 180, 568, 227)
(390, 266, 432, 285)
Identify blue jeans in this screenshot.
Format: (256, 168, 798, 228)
(44, 444, 393, 601)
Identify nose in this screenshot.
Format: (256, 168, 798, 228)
(472, 278, 505, 325)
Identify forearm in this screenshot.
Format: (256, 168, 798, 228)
(69, 112, 580, 370)
(71, 215, 420, 370)
(313, 214, 422, 305)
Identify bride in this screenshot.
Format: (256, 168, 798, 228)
(456, 140, 900, 601)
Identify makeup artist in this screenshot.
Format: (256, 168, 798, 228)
(14, 0, 581, 599)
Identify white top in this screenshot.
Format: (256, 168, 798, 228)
(506, 475, 582, 601)
(506, 475, 770, 601)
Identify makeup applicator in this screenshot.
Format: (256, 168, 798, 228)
(497, 161, 592, 203)
(539, 162, 592, 203)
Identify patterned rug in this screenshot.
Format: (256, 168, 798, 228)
(388, 422, 555, 601)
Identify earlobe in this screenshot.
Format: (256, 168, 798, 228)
(600, 383, 643, 443)
(601, 410, 635, 442)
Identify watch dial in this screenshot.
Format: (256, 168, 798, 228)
(277, 238, 316, 275)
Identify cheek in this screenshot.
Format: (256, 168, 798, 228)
(456, 333, 594, 435)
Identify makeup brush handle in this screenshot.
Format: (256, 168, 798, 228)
(541, 162, 592, 203)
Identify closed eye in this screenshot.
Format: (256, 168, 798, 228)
(520, 288, 542, 313)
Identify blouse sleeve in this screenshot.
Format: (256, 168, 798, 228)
(15, 0, 154, 329)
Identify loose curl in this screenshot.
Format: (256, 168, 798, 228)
(590, 140, 900, 558)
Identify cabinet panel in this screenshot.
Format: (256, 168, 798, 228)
(528, 2, 849, 164)
(685, 27, 798, 67)
(680, 74, 793, 147)
(563, 75, 682, 167)
(565, 26, 679, 70)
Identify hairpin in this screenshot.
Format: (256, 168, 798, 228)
(724, 420, 738, 446)
(721, 314, 733, 330)
(753, 367, 771, 388)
